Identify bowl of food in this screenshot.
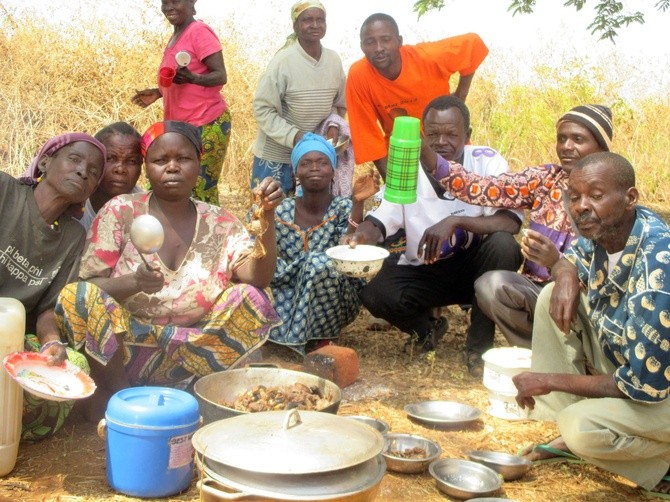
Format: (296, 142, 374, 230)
(345, 415, 390, 434)
(465, 450, 532, 481)
(325, 245, 389, 279)
(429, 458, 502, 499)
(382, 433, 441, 474)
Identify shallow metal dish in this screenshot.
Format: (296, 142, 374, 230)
(382, 433, 441, 474)
(404, 401, 482, 427)
(429, 458, 502, 500)
(345, 415, 390, 434)
(466, 450, 532, 481)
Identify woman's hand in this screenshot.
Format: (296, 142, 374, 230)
(325, 125, 340, 147)
(256, 177, 284, 212)
(352, 168, 379, 202)
(134, 262, 164, 294)
(131, 88, 161, 108)
(41, 340, 68, 366)
(173, 66, 195, 85)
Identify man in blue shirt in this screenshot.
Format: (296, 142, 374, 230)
(513, 152, 670, 496)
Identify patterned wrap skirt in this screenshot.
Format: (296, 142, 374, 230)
(55, 281, 279, 386)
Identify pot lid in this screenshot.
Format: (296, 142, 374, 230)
(192, 409, 384, 474)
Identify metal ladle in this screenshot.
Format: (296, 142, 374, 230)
(130, 214, 164, 270)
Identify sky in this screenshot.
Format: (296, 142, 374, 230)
(3, 0, 669, 98)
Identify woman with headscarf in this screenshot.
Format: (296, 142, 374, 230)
(55, 121, 282, 421)
(0, 133, 106, 441)
(250, 1, 347, 195)
(131, 0, 230, 205)
(268, 133, 373, 353)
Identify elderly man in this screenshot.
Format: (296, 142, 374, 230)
(437, 104, 613, 350)
(513, 152, 670, 497)
(346, 13, 488, 179)
(344, 96, 522, 367)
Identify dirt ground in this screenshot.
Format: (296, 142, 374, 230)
(3, 194, 667, 502)
(0, 308, 653, 502)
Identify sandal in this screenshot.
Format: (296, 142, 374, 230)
(517, 442, 584, 465)
(642, 475, 670, 500)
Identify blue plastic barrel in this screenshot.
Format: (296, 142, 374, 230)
(104, 386, 200, 497)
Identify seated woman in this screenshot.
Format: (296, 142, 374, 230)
(0, 133, 107, 441)
(269, 133, 374, 353)
(55, 121, 282, 420)
(80, 122, 144, 230)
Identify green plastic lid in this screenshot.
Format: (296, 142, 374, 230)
(391, 116, 420, 141)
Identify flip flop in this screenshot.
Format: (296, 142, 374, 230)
(518, 444, 585, 465)
(642, 475, 670, 500)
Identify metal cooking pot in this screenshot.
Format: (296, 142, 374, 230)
(197, 457, 384, 502)
(193, 367, 341, 424)
(193, 409, 385, 501)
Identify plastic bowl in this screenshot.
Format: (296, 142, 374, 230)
(465, 450, 532, 481)
(382, 433, 441, 474)
(429, 458, 502, 499)
(325, 245, 389, 279)
(345, 415, 390, 434)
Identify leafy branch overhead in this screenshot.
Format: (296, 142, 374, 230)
(412, 0, 670, 42)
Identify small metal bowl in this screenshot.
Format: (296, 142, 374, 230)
(429, 458, 502, 499)
(345, 415, 390, 434)
(325, 245, 390, 279)
(466, 450, 532, 481)
(382, 433, 441, 474)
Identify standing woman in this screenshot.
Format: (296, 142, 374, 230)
(251, 1, 347, 194)
(132, 0, 230, 205)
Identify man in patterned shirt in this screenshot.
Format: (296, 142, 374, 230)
(436, 104, 613, 351)
(512, 152, 670, 496)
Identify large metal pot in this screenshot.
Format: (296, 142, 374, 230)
(193, 367, 341, 424)
(192, 409, 385, 502)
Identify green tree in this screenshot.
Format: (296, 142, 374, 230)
(412, 0, 670, 41)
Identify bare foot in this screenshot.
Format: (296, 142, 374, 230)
(650, 471, 670, 496)
(520, 437, 575, 462)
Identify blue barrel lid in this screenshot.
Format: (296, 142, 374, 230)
(106, 386, 199, 428)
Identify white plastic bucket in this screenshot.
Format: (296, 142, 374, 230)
(481, 347, 532, 395)
(487, 391, 529, 421)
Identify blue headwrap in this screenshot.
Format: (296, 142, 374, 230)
(290, 132, 337, 172)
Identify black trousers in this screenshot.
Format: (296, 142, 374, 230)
(360, 232, 522, 354)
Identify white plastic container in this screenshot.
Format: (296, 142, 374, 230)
(0, 298, 25, 476)
(487, 391, 529, 421)
(481, 347, 532, 395)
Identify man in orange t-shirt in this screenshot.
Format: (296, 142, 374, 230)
(346, 13, 488, 178)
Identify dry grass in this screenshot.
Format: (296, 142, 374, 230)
(0, 2, 669, 202)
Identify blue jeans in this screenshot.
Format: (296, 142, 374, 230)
(250, 156, 293, 194)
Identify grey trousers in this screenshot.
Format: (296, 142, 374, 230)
(530, 283, 670, 490)
(474, 270, 543, 348)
